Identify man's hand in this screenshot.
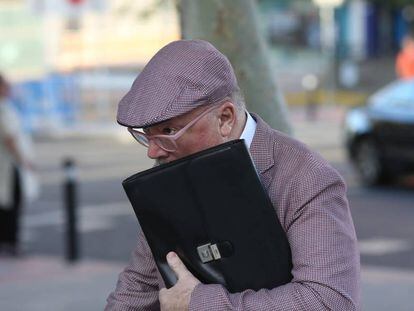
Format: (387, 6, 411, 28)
(159, 252, 200, 311)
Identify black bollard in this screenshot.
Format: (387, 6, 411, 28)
(63, 158, 79, 263)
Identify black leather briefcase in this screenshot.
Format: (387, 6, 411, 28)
(122, 139, 292, 293)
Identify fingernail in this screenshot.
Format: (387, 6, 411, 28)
(167, 252, 176, 260)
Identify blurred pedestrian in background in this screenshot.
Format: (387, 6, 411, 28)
(396, 34, 414, 79)
(0, 73, 36, 256)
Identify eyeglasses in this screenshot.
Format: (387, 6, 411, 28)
(128, 104, 219, 152)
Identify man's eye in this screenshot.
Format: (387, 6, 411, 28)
(162, 127, 177, 135)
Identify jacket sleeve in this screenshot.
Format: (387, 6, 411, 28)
(188, 165, 360, 311)
(105, 230, 160, 311)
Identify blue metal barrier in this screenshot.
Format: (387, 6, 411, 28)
(11, 73, 80, 133)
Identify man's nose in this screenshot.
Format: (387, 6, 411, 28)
(147, 139, 168, 160)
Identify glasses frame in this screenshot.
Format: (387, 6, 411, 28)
(128, 104, 220, 152)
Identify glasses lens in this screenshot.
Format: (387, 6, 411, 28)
(155, 137, 177, 152)
(129, 128, 178, 152)
(130, 130, 149, 147)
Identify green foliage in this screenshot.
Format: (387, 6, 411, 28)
(115, 0, 179, 20)
(138, 0, 171, 19)
(368, 0, 414, 9)
(258, 0, 414, 10)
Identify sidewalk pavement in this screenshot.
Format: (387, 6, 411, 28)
(0, 256, 123, 311)
(1, 255, 414, 311)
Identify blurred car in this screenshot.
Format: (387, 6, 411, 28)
(344, 79, 414, 185)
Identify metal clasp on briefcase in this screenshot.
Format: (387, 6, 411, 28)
(197, 243, 221, 263)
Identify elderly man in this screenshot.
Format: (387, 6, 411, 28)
(105, 40, 360, 311)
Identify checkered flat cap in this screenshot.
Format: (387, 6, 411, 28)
(117, 39, 238, 128)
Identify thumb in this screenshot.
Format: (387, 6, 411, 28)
(166, 252, 191, 280)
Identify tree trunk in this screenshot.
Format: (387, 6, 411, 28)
(178, 0, 292, 134)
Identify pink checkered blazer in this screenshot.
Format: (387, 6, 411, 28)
(105, 114, 361, 310)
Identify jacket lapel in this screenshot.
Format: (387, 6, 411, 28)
(248, 113, 275, 190)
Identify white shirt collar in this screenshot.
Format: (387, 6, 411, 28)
(240, 111, 257, 148)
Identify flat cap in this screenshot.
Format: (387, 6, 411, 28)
(117, 39, 238, 128)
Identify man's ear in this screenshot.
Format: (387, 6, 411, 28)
(218, 102, 236, 137)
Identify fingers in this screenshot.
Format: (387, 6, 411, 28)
(166, 252, 191, 280)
